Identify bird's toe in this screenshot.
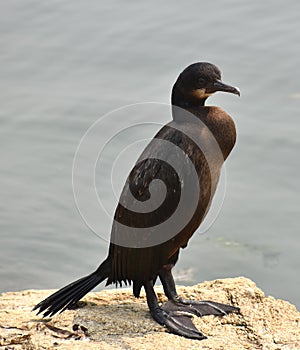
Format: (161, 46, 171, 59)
(164, 310, 207, 340)
(177, 299, 240, 317)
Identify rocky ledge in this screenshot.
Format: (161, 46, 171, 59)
(0, 277, 299, 350)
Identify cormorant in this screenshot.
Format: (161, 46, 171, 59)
(33, 62, 240, 340)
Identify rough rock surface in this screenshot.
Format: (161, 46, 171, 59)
(0, 277, 299, 349)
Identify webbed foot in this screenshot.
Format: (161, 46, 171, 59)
(157, 299, 239, 339)
(151, 307, 207, 340)
(165, 298, 240, 317)
(156, 266, 240, 339)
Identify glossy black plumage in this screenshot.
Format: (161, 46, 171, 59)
(33, 62, 240, 340)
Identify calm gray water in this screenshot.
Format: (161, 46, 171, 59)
(1, 1, 299, 308)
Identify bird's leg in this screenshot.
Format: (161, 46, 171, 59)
(159, 265, 240, 317)
(144, 280, 206, 340)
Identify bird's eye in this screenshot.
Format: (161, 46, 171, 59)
(198, 78, 206, 85)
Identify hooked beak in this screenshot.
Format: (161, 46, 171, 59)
(208, 80, 240, 96)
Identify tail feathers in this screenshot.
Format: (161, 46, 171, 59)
(33, 260, 110, 317)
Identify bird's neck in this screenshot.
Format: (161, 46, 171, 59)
(171, 83, 236, 160)
(171, 83, 208, 121)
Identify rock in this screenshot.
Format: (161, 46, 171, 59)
(0, 277, 299, 349)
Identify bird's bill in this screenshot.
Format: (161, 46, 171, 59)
(208, 80, 240, 96)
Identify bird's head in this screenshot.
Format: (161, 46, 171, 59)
(172, 62, 240, 108)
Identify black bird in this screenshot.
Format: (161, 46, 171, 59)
(33, 62, 240, 340)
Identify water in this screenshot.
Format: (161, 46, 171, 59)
(0, 0, 299, 308)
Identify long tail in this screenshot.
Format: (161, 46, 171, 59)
(33, 259, 111, 317)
